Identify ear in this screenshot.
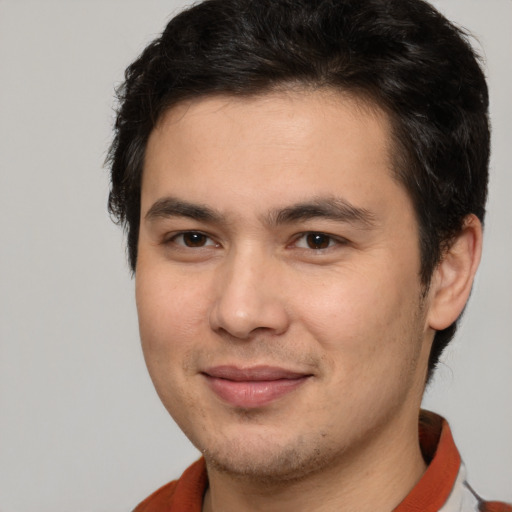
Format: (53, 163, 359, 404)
(427, 214, 483, 330)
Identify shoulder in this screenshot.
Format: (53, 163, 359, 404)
(446, 466, 512, 512)
(132, 480, 179, 512)
(477, 502, 512, 512)
(462, 481, 512, 512)
(415, 412, 511, 512)
(132, 458, 207, 512)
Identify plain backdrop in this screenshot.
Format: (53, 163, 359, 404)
(0, 1, 510, 510)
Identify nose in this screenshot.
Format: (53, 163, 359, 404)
(209, 249, 290, 340)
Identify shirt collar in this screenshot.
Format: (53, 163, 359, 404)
(393, 410, 461, 512)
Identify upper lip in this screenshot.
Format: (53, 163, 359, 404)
(203, 365, 311, 381)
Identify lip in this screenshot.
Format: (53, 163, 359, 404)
(202, 365, 311, 408)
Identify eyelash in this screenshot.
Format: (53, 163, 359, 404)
(165, 230, 347, 251)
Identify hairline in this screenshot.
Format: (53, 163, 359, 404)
(145, 82, 429, 277)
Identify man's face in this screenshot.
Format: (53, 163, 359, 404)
(136, 90, 434, 480)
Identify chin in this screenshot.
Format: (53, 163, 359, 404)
(199, 430, 342, 484)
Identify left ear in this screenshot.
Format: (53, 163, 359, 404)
(427, 214, 483, 330)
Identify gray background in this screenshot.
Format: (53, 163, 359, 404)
(0, 1, 510, 510)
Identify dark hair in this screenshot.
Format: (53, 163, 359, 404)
(107, 0, 490, 380)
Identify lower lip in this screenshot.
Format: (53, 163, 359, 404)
(204, 375, 309, 408)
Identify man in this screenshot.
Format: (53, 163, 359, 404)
(107, 0, 511, 510)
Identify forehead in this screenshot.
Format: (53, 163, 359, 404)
(142, 89, 405, 222)
(151, 89, 390, 156)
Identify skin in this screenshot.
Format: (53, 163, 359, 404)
(136, 90, 482, 512)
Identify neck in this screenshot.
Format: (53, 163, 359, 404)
(202, 410, 427, 512)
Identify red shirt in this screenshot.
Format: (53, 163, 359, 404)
(133, 412, 511, 512)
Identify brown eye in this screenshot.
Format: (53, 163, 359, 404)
(181, 232, 210, 247)
(305, 233, 332, 249)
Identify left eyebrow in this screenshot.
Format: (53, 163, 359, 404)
(265, 196, 376, 229)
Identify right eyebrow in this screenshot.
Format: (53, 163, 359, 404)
(144, 197, 224, 223)
(265, 196, 376, 230)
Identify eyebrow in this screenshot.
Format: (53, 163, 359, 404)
(145, 197, 223, 223)
(266, 197, 376, 229)
(144, 195, 376, 229)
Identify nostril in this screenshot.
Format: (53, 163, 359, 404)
(209, 296, 290, 340)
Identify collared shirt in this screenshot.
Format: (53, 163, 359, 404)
(133, 412, 512, 512)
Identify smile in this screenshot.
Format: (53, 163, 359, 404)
(202, 366, 312, 408)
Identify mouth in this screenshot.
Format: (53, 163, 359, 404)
(201, 365, 312, 408)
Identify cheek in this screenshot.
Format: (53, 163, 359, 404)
(135, 266, 209, 357)
(296, 265, 422, 373)
(134, 268, 209, 418)
(298, 273, 390, 343)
